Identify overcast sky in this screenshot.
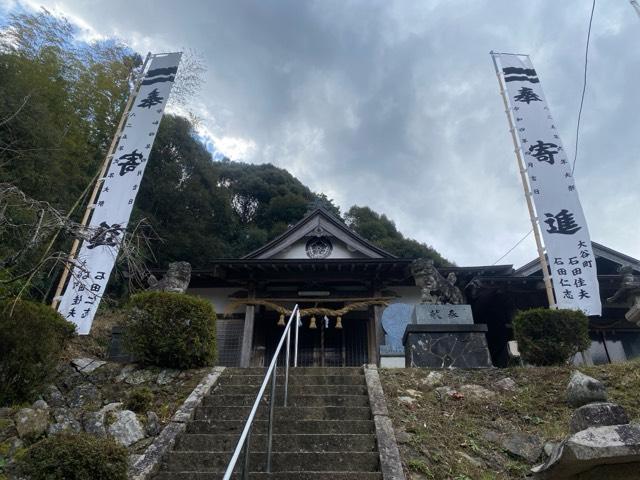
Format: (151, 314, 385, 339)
(2, 0, 639, 267)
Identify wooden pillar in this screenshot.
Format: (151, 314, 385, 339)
(240, 285, 256, 368)
(368, 283, 384, 366)
(240, 305, 255, 368)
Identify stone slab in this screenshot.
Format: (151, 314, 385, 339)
(532, 424, 640, 479)
(380, 356, 406, 368)
(404, 326, 492, 369)
(363, 365, 405, 480)
(412, 304, 473, 325)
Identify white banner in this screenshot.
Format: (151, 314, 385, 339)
(495, 53, 601, 316)
(58, 52, 182, 333)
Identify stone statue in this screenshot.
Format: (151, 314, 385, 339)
(410, 259, 465, 304)
(147, 261, 192, 293)
(607, 266, 640, 325)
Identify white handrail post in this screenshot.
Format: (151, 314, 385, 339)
(294, 310, 300, 367)
(284, 327, 290, 407)
(266, 366, 277, 473)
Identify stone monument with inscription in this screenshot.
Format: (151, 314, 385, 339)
(402, 259, 492, 368)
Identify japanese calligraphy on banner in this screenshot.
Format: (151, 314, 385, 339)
(494, 53, 601, 316)
(57, 52, 182, 333)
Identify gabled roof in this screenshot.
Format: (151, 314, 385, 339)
(514, 241, 640, 277)
(243, 207, 396, 259)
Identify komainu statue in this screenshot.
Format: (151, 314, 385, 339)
(607, 266, 640, 325)
(410, 259, 465, 304)
(147, 261, 192, 294)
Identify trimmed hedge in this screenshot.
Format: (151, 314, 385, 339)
(0, 299, 76, 406)
(513, 307, 590, 366)
(17, 432, 128, 480)
(124, 291, 216, 369)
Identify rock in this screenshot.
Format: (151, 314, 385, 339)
(543, 441, 559, 457)
(405, 389, 422, 398)
(157, 369, 179, 385)
(32, 399, 49, 410)
(398, 396, 417, 406)
(125, 369, 156, 385)
(43, 384, 67, 408)
(14, 408, 49, 440)
(483, 429, 542, 463)
(55, 363, 85, 391)
(569, 402, 630, 434)
(68, 383, 101, 409)
(434, 386, 457, 399)
(421, 371, 443, 387)
(145, 411, 160, 436)
(83, 402, 122, 436)
(72, 357, 107, 374)
(532, 424, 640, 478)
(457, 450, 484, 468)
(459, 384, 496, 400)
(107, 410, 145, 447)
(116, 364, 136, 383)
(495, 377, 517, 392)
(502, 432, 543, 463)
(47, 407, 81, 435)
(394, 429, 411, 444)
(566, 371, 607, 407)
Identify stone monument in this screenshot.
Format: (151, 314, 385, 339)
(147, 261, 192, 294)
(402, 259, 492, 368)
(607, 266, 640, 325)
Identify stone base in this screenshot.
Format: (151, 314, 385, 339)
(403, 324, 492, 368)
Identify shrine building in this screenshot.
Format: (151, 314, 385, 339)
(186, 208, 640, 368)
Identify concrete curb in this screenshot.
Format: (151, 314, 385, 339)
(364, 364, 405, 480)
(128, 366, 225, 480)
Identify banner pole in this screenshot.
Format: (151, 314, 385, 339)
(490, 52, 556, 308)
(51, 52, 152, 310)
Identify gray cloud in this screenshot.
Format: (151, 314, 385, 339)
(5, 0, 639, 266)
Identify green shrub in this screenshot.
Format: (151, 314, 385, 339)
(16, 432, 128, 480)
(513, 308, 590, 366)
(126, 386, 154, 413)
(124, 292, 216, 369)
(0, 300, 76, 406)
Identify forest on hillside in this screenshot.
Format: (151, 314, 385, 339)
(0, 10, 449, 302)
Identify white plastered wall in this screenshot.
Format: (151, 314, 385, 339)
(271, 237, 369, 260)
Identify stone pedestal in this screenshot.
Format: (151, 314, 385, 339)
(403, 324, 492, 368)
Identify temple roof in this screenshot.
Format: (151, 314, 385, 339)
(514, 241, 640, 277)
(243, 207, 395, 260)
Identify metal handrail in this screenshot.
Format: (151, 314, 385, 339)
(222, 304, 300, 480)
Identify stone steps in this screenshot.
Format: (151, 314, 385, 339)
(203, 394, 370, 407)
(211, 384, 368, 396)
(194, 405, 371, 421)
(161, 451, 380, 472)
(175, 433, 377, 452)
(219, 374, 366, 386)
(152, 367, 381, 479)
(154, 472, 382, 480)
(186, 419, 376, 435)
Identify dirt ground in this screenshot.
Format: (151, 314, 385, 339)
(379, 361, 640, 480)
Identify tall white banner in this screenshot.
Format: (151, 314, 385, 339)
(494, 53, 601, 316)
(57, 52, 182, 333)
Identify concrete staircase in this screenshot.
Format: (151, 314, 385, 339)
(153, 367, 382, 479)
